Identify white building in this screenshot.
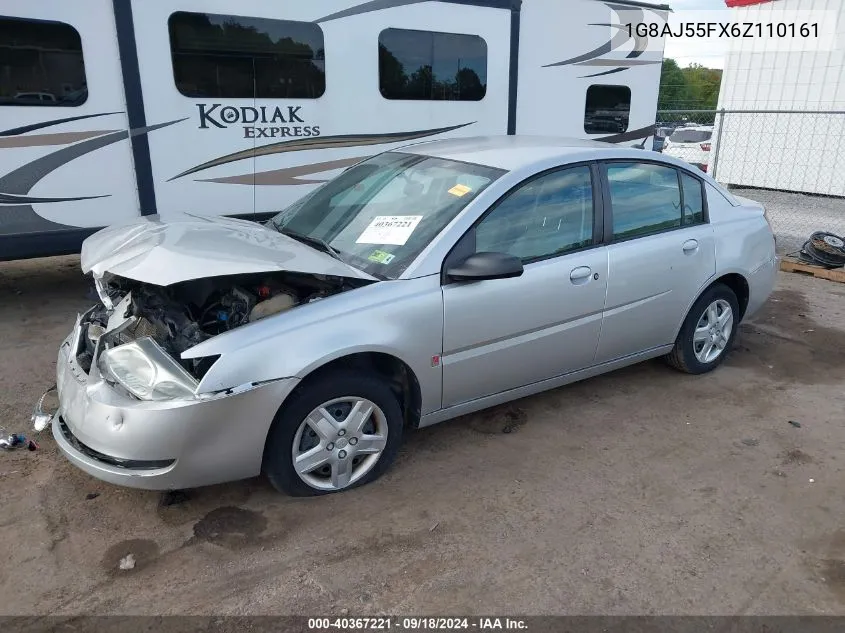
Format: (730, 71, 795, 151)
(715, 0, 845, 196)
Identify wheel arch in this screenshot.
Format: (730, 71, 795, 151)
(675, 271, 750, 340)
(286, 351, 423, 430)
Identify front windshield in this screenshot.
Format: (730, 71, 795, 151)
(269, 151, 504, 279)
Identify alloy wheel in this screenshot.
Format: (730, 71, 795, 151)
(292, 397, 388, 491)
(693, 299, 734, 364)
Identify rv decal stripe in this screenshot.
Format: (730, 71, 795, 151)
(582, 67, 630, 78)
(575, 59, 661, 67)
(0, 204, 75, 236)
(169, 122, 475, 181)
(316, 0, 514, 23)
(0, 131, 119, 148)
(0, 112, 122, 137)
(596, 124, 657, 143)
(544, 5, 654, 75)
(202, 157, 373, 186)
(0, 193, 110, 206)
(0, 119, 184, 199)
(542, 21, 631, 67)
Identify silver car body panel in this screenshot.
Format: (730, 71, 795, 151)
(54, 321, 298, 490)
(595, 224, 717, 363)
(51, 136, 778, 490)
(80, 212, 377, 285)
(704, 184, 778, 322)
(419, 345, 674, 429)
(185, 276, 445, 413)
(441, 247, 608, 407)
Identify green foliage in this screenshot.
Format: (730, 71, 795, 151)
(658, 58, 723, 111)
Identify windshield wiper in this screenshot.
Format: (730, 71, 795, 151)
(279, 228, 344, 263)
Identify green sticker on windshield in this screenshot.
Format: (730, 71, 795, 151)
(368, 249, 396, 265)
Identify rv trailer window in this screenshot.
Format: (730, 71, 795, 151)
(584, 85, 631, 135)
(168, 12, 325, 99)
(379, 28, 487, 101)
(0, 17, 87, 107)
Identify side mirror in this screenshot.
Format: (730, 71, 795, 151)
(446, 251, 524, 282)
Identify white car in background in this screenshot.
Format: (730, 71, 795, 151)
(663, 126, 713, 173)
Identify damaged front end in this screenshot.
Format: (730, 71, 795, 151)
(79, 270, 368, 400)
(47, 268, 371, 490)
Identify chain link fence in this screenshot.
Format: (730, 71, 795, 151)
(654, 109, 845, 254)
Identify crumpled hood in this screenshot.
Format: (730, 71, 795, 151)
(80, 213, 376, 285)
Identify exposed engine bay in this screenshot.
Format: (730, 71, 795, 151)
(78, 271, 368, 379)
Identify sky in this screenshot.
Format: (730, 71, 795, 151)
(664, 0, 730, 69)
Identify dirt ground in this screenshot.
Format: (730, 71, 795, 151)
(1, 255, 844, 616)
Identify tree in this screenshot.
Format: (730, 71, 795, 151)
(658, 58, 688, 110)
(378, 43, 408, 97)
(455, 67, 485, 100)
(657, 58, 723, 113)
(406, 65, 433, 100)
(684, 63, 722, 111)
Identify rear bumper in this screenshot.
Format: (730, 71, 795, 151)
(52, 319, 298, 490)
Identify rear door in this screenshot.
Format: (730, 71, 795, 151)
(132, 1, 511, 222)
(441, 164, 608, 407)
(0, 0, 135, 256)
(594, 162, 716, 363)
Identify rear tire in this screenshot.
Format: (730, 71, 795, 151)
(263, 369, 404, 497)
(666, 283, 739, 375)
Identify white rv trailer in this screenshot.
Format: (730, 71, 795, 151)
(0, 0, 669, 260)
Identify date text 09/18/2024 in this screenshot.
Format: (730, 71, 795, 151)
(307, 617, 528, 630)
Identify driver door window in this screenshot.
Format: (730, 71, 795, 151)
(475, 165, 595, 261)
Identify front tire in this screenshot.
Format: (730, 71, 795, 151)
(263, 369, 404, 496)
(666, 283, 739, 375)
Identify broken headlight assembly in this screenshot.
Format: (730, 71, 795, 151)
(97, 337, 199, 401)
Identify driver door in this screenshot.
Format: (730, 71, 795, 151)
(441, 164, 609, 407)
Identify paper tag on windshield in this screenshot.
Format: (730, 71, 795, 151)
(448, 184, 472, 197)
(356, 215, 423, 245)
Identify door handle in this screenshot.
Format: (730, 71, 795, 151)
(570, 266, 592, 284)
(682, 239, 699, 254)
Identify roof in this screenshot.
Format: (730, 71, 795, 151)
(401, 135, 620, 170)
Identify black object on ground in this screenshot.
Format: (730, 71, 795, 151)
(159, 490, 191, 507)
(799, 232, 845, 268)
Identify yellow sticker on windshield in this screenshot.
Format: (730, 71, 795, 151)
(448, 184, 472, 197)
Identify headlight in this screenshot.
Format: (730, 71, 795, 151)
(98, 337, 198, 401)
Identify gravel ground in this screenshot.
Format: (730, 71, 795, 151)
(1, 256, 845, 616)
(726, 187, 845, 255)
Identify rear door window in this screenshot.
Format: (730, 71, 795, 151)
(606, 163, 682, 240)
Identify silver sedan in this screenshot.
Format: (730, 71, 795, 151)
(44, 136, 778, 495)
